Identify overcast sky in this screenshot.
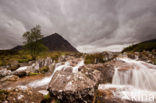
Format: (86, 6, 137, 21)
(0, 0, 156, 52)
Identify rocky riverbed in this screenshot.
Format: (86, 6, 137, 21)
(0, 51, 156, 103)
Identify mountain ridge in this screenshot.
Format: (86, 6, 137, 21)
(10, 33, 78, 52)
(122, 38, 156, 52)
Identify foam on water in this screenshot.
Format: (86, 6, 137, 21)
(99, 84, 156, 102)
(113, 57, 156, 90)
(38, 90, 49, 95)
(101, 57, 156, 102)
(28, 60, 84, 88)
(72, 60, 84, 73)
(28, 62, 70, 87)
(16, 66, 28, 71)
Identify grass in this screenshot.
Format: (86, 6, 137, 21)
(84, 52, 115, 64)
(122, 40, 156, 52)
(28, 72, 40, 76)
(0, 50, 77, 67)
(41, 93, 61, 103)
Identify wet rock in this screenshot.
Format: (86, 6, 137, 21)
(122, 51, 156, 65)
(49, 63, 55, 73)
(37, 57, 53, 68)
(79, 62, 115, 84)
(48, 71, 96, 103)
(63, 67, 73, 72)
(10, 57, 53, 77)
(0, 68, 12, 78)
(84, 51, 119, 64)
(96, 85, 143, 103)
(95, 90, 140, 103)
(28, 57, 53, 73)
(0, 75, 19, 82)
(79, 66, 102, 83)
(0, 86, 44, 103)
(13, 67, 27, 77)
(7, 60, 20, 71)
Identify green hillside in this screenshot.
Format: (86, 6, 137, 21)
(122, 39, 156, 52)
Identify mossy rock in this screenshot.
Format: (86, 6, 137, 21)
(39, 66, 49, 74)
(41, 93, 53, 103)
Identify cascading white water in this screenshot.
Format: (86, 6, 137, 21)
(28, 60, 84, 88)
(99, 57, 156, 103)
(112, 57, 156, 91)
(72, 60, 84, 73)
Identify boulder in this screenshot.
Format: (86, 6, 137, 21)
(0, 86, 44, 103)
(0, 75, 19, 82)
(0, 68, 12, 78)
(48, 63, 55, 73)
(11, 57, 53, 77)
(13, 66, 28, 77)
(28, 57, 53, 73)
(48, 71, 96, 103)
(79, 65, 102, 83)
(79, 62, 115, 84)
(62, 67, 73, 73)
(8, 60, 20, 71)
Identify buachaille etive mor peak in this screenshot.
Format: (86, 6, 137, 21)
(11, 33, 78, 52)
(41, 33, 78, 52)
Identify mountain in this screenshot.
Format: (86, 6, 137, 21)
(122, 39, 156, 52)
(41, 33, 78, 52)
(9, 33, 78, 52)
(11, 45, 23, 51)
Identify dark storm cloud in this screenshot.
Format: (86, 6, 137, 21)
(0, 0, 156, 52)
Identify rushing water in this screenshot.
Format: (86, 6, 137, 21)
(99, 57, 156, 102)
(28, 60, 84, 88)
(113, 57, 156, 90)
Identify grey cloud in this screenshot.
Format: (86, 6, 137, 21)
(0, 0, 156, 52)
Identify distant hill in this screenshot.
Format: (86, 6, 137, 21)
(122, 39, 156, 52)
(41, 33, 78, 52)
(11, 45, 23, 51)
(0, 33, 78, 54)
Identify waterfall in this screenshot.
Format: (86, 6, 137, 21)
(28, 60, 84, 88)
(99, 57, 156, 102)
(72, 60, 84, 73)
(112, 57, 156, 91)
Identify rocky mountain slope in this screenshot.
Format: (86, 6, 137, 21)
(9, 33, 78, 52)
(122, 39, 156, 52)
(41, 33, 78, 52)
